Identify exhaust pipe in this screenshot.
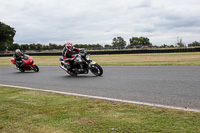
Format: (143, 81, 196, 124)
(60, 65, 68, 72)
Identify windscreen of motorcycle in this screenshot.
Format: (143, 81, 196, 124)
(23, 55, 29, 60)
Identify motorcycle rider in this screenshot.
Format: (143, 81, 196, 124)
(62, 42, 81, 71)
(13, 49, 25, 70)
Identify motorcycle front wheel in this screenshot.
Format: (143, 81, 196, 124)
(33, 65, 39, 72)
(90, 63, 103, 76)
(19, 68, 25, 72)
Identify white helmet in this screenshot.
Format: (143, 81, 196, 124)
(15, 49, 21, 53)
(15, 49, 21, 56)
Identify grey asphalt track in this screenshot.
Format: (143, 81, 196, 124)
(0, 66, 200, 110)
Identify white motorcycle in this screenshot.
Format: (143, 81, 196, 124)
(59, 50, 103, 76)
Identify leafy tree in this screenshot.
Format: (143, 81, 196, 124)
(0, 22, 16, 51)
(74, 44, 88, 48)
(74, 44, 103, 50)
(112, 37, 126, 49)
(129, 37, 140, 47)
(104, 44, 112, 48)
(7, 43, 20, 51)
(88, 44, 103, 50)
(95, 44, 103, 48)
(42, 45, 50, 50)
(152, 45, 159, 48)
(20, 44, 29, 51)
(35, 43, 42, 51)
(49, 43, 58, 50)
(188, 41, 200, 47)
(129, 37, 152, 47)
(160, 44, 168, 48)
(57, 44, 64, 49)
(29, 43, 36, 50)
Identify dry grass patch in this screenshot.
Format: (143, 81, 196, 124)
(74, 117, 97, 125)
(0, 57, 13, 66)
(91, 52, 200, 65)
(1, 52, 200, 66)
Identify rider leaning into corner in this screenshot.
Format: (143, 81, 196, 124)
(13, 49, 25, 70)
(62, 42, 81, 71)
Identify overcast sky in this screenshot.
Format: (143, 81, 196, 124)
(1, 0, 200, 46)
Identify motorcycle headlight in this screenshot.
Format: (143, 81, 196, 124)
(85, 55, 90, 61)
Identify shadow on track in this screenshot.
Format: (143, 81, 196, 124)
(13, 71, 38, 74)
(59, 74, 103, 79)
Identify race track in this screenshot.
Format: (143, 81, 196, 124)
(0, 66, 200, 111)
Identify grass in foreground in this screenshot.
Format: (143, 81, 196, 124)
(0, 86, 200, 133)
(0, 52, 200, 66)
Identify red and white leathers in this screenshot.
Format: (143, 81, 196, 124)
(62, 42, 81, 69)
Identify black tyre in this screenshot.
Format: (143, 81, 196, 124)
(33, 65, 39, 72)
(19, 68, 24, 72)
(90, 63, 103, 76)
(69, 71, 77, 76)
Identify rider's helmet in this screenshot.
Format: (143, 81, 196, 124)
(15, 49, 21, 56)
(65, 42, 73, 52)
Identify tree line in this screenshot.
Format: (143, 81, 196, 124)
(1, 22, 200, 52)
(4, 37, 153, 51)
(6, 37, 200, 52)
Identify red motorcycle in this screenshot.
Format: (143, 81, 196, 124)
(11, 54, 39, 72)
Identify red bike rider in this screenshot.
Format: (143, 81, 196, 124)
(13, 49, 25, 70)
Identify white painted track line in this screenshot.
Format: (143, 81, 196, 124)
(1, 84, 200, 113)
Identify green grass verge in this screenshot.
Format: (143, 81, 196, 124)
(1, 52, 200, 66)
(0, 86, 200, 132)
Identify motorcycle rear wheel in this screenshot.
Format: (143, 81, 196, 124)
(69, 71, 77, 76)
